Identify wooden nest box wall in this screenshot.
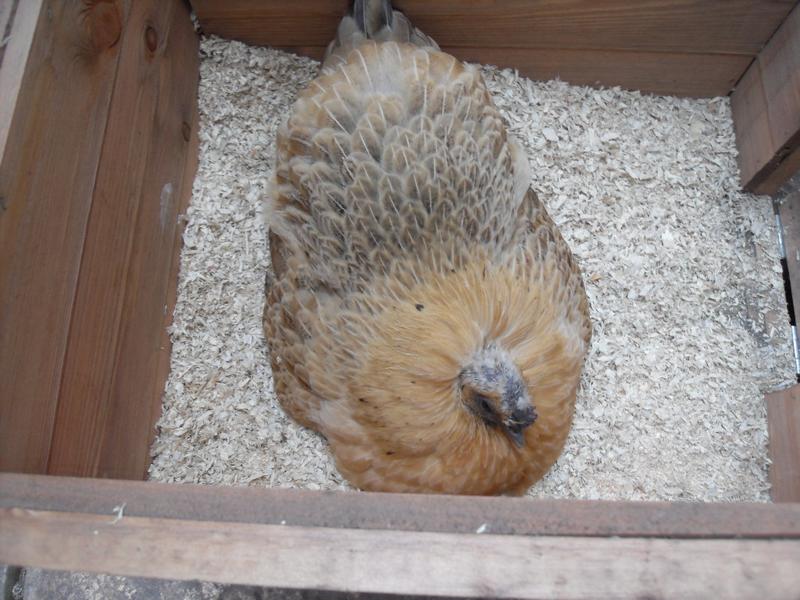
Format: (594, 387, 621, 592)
(1, 1, 800, 597)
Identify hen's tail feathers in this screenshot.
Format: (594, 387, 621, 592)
(322, 0, 439, 71)
(354, 0, 393, 37)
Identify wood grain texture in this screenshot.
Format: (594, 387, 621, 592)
(733, 61, 779, 190)
(759, 4, 800, 153)
(765, 147, 800, 196)
(97, 1, 199, 481)
(0, 0, 125, 473)
(2, 507, 800, 598)
(191, 0, 794, 55)
(732, 4, 800, 195)
(190, 0, 795, 97)
(448, 47, 750, 98)
(767, 385, 800, 502)
(280, 45, 751, 98)
(3, 474, 800, 539)
(47, 0, 199, 479)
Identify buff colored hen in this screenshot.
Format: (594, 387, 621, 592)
(264, 0, 591, 495)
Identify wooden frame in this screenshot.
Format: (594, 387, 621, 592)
(190, 0, 793, 98)
(3, 473, 800, 597)
(731, 3, 800, 195)
(0, 0, 199, 478)
(1, 1, 800, 596)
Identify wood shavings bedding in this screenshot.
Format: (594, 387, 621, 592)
(148, 36, 794, 501)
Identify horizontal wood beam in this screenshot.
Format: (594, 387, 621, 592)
(191, 0, 793, 55)
(279, 45, 751, 98)
(732, 3, 800, 195)
(2, 474, 800, 598)
(1, 509, 799, 598)
(190, 0, 795, 97)
(2, 473, 800, 539)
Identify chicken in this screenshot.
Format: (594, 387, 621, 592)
(263, 0, 591, 495)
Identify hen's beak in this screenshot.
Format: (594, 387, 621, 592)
(506, 425, 526, 448)
(504, 405, 537, 448)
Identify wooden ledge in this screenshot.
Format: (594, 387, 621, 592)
(2, 473, 800, 539)
(2, 474, 800, 598)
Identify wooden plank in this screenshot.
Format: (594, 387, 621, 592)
(190, 0, 794, 55)
(767, 385, 800, 502)
(445, 47, 750, 98)
(733, 61, 780, 191)
(2, 508, 800, 599)
(760, 146, 800, 196)
(47, 0, 199, 479)
(732, 4, 800, 195)
(0, 0, 125, 473)
(278, 46, 750, 97)
(138, 80, 201, 481)
(760, 4, 800, 154)
(3, 474, 800, 539)
(97, 0, 199, 481)
(46, 0, 175, 477)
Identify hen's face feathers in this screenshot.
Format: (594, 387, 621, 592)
(459, 346, 538, 448)
(264, 38, 591, 495)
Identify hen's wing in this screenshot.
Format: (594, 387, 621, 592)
(263, 230, 324, 428)
(266, 40, 532, 428)
(520, 187, 592, 347)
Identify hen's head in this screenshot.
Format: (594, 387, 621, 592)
(459, 346, 537, 448)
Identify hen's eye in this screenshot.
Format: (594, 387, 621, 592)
(476, 395, 494, 415)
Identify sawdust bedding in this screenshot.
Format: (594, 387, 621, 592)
(147, 36, 795, 501)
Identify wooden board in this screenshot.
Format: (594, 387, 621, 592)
(191, 0, 795, 97)
(4, 474, 799, 596)
(0, 0, 198, 477)
(282, 45, 751, 98)
(47, 0, 200, 479)
(192, 0, 793, 55)
(732, 4, 800, 195)
(134, 104, 200, 479)
(1, 507, 800, 598)
(96, 4, 199, 480)
(767, 385, 800, 502)
(441, 48, 751, 99)
(3, 473, 800, 539)
(0, 0, 126, 473)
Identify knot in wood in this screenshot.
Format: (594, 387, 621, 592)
(85, 0, 122, 51)
(145, 26, 159, 53)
